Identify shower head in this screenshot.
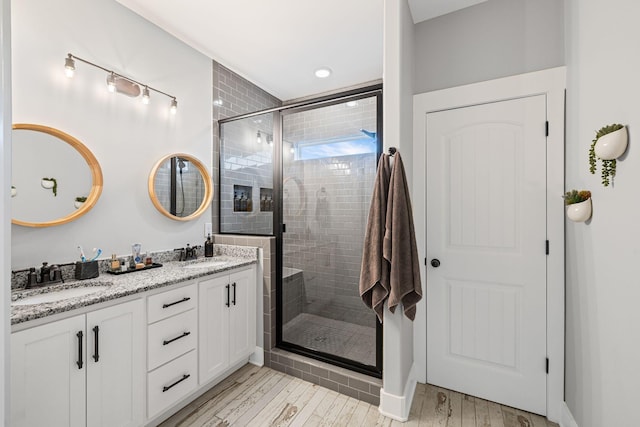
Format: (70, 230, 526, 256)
(360, 129, 376, 139)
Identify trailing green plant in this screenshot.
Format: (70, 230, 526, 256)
(75, 196, 87, 203)
(41, 177, 57, 196)
(563, 190, 591, 206)
(589, 123, 624, 187)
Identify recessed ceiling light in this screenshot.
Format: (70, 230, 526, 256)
(314, 67, 332, 78)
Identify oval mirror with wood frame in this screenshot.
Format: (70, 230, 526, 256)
(148, 153, 213, 221)
(12, 124, 103, 227)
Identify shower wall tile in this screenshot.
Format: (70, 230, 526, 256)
(212, 60, 281, 233)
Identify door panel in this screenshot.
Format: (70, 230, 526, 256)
(426, 95, 547, 415)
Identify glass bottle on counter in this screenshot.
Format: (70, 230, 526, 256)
(234, 192, 240, 212)
(240, 192, 247, 212)
(246, 194, 253, 212)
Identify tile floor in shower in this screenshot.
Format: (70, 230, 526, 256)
(283, 313, 377, 367)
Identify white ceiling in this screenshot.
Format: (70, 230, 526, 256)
(115, 0, 485, 101)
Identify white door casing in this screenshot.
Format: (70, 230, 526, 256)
(412, 67, 565, 422)
(426, 95, 547, 414)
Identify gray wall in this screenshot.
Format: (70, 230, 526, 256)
(564, 0, 640, 425)
(413, 0, 564, 93)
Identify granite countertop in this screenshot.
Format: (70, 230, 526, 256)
(11, 250, 258, 326)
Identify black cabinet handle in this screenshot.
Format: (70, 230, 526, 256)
(163, 331, 191, 346)
(162, 297, 191, 309)
(76, 331, 83, 369)
(232, 282, 236, 306)
(225, 284, 230, 307)
(92, 326, 99, 362)
(162, 374, 190, 392)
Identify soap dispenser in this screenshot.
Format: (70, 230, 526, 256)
(205, 234, 214, 257)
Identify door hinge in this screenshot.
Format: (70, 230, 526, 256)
(546, 240, 549, 255)
(546, 357, 549, 374)
(545, 121, 549, 137)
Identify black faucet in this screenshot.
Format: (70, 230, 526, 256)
(174, 244, 200, 261)
(24, 262, 64, 289)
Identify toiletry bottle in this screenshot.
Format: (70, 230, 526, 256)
(111, 254, 120, 271)
(205, 234, 214, 257)
(234, 192, 240, 212)
(247, 194, 253, 212)
(240, 192, 247, 211)
(260, 196, 265, 211)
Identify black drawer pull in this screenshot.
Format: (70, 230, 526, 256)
(163, 331, 191, 346)
(162, 297, 191, 309)
(76, 331, 83, 369)
(162, 374, 190, 392)
(92, 326, 99, 362)
(232, 282, 236, 306)
(225, 284, 230, 307)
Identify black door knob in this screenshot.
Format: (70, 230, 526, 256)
(430, 259, 440, 268)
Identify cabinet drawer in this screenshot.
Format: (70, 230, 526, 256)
(147, 350, 197, 419)
(148, 283, 197, 323)
(148, 309, 197, 370)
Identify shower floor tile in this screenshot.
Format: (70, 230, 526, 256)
(283, 313, 376, 367)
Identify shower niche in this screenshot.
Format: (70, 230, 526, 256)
(233, 184, 253, 212)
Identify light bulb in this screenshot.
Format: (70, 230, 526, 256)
(64, 55, 75, 78)
(106, 73, 116, 93)
(142, 86, 150, 104)
(170, 98, 178, 114)
(257, 131, 262, 144)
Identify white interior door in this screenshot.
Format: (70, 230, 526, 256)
(426, 95, 547, 415)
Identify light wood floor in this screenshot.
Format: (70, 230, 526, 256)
(160, 364, 559, 427)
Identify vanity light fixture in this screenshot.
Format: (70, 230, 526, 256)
(141, 86, 150, 105)
(256, 131, 262, 144)
(64, 54, 76, 78)
(64, 53, 178, 113)
(267, 135, 274, 146)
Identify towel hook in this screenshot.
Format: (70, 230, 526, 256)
(388, 147, 397, 156)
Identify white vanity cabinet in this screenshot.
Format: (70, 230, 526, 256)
(11, 299, 144, 427)
(199, 266, 256, 384)
(146, 282, 198, 420)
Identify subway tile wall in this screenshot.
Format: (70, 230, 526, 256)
(212, 60, 282, 233)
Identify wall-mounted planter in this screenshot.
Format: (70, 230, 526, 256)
(589, 124, 627, 187)
(41, 177, 58, 196)
(567, 198, 592, 222)
(594, 126, 628, 160)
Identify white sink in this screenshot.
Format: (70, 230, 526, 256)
(12, 286, 110, 306)
(182, 260, 228, 269)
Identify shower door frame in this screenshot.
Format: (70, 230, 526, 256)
(218, 84, 384, 378)
(275, 87, 384, 378)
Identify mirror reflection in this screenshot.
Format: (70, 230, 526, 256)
(12, 124, 103, 227)
(148, 154, 213, 221)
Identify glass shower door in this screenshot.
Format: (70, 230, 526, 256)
(279, 94, 382, 374)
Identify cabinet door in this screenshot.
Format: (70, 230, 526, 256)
(229, 267, 256, 365)
(11, 315, 86, 427)
(199, 275, 230, 384)
(86, 299, 144, 427)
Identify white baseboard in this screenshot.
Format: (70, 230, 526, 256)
(560, 402, 579, 427)
(249, 346, 264, 367)
(378, 364, 417, 421)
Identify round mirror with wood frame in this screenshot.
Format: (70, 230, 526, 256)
(148, 153, 213, 221)
(12, 124, 103, 227)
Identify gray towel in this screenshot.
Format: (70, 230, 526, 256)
(359, 154, 391, 322)
(384, 152, 422, 320)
